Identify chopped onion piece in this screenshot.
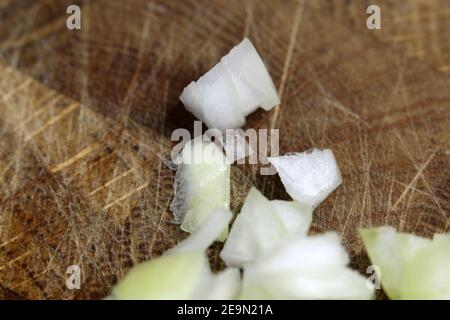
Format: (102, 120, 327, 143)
(170, 137, 230, 241)
(111, 210, 239, 300)
(179, 81, 204, 121)
(268, 148, 342, 208)
(112, 252, 205, 300)
(360, 226, 450, 299)
(196, 62, 246, 129)
(180, 38, 280, 129)
(193, 267, 242, 300)
(359, 226, 429, 299)
(401, 234, 450, 299)
(167, 208, 232, 255)
(222, 38, 279, 113)
(220, 187, 312, 267)
(240, 232, 374, 299)
(271, 200, 312, 236)
(111, 252, 241, 300)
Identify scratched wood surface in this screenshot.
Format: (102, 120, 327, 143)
(0, 0, 449, 299)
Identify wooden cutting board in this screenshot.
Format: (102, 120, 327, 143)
(0, 0, 449, 299)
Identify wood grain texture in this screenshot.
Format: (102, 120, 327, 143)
(0, 0, 449, 299)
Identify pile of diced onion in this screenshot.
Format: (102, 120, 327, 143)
(110, 39, 450, 300)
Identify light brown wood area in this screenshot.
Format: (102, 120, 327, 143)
(0, 0, 449, 299)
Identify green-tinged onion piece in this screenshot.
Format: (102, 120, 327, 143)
(360, 226, 450, 299)
(112, 251, 205, 300)
(111, 208, 241, 300)
(170, 137, 230, 241)
(220, 187, 312, 267)
(239, 232, 374, 300)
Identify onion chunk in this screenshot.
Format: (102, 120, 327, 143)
(268, 148, 342, 208)
(239, 232, 374, 299)
(180, 38, 280, 129)
(112, 208, 240, 300)
(360, 226, 450, 299)
(220, 187, 312, 267)
(170, 137, 230, 241)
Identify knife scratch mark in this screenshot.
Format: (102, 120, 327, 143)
(24, 103, 79, 141)
(0, 79, 32, 102)
(148, 78, 171, 251)
(0, 250, 34, 271)
(392, 151, 436, 210)
(16, 95, 63, 130)
(303, 54, 368, 125)
(394, 180, 446, 201)
(50, 142, 101, 173)
(149, 161, 166, 251)
(243, 2, 253, 38)
(270, 0, 304, 130)
(102, 181, 150, 210)
(0, 232, 24, 249)
(0, 16, 66, 51)
(11, 269, 48, 290)
(87, 167, 137, 196)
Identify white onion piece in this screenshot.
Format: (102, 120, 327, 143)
(360, 227, 450, 299)
(180, 81, 204, 121)
(242, 233, 373, 299)
(268, 148, 342, 208)
(271, 200, 312, 236)
(170, 137, 230, 241)
(196, 62, 246, 129)
(180, 38, 280, 129)
(222, 38, 279, 112)
(240, 232, 374, 299)
(220, 187, 312, 268)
